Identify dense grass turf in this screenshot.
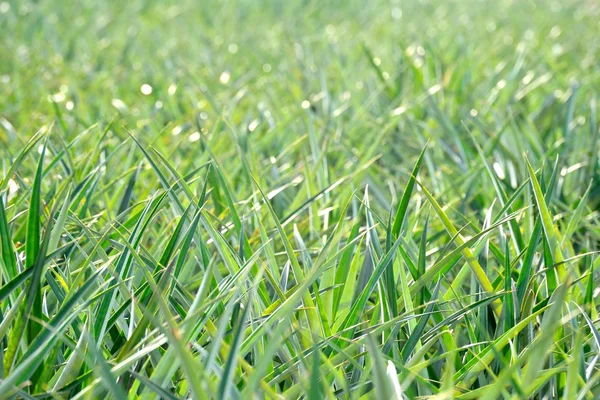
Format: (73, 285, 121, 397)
(1, 0, 600, 398)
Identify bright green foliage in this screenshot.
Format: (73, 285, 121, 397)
(1, 0, 599, 399)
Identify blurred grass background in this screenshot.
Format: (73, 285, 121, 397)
(1, 0, 600, 398)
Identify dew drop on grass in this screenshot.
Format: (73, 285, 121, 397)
(188, 132, 201, 142)
(172, 125, 183, 136)
(51, 92, 65, 102)
(220, 71, 231, 84)
(7, 178, 18, 200)
(248, 120, 259, 132)
(392, 106, 406, 116)
(111, 98, 127, 112)
(428, 84, 441, 95)
(552, 44, 563, 56)
(493, 162, 506, 180)
(140, 84, 153, 95)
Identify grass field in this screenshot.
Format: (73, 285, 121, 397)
(1, 0, 600, 398)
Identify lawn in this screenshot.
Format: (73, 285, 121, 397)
(1, 0, 600, 398)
